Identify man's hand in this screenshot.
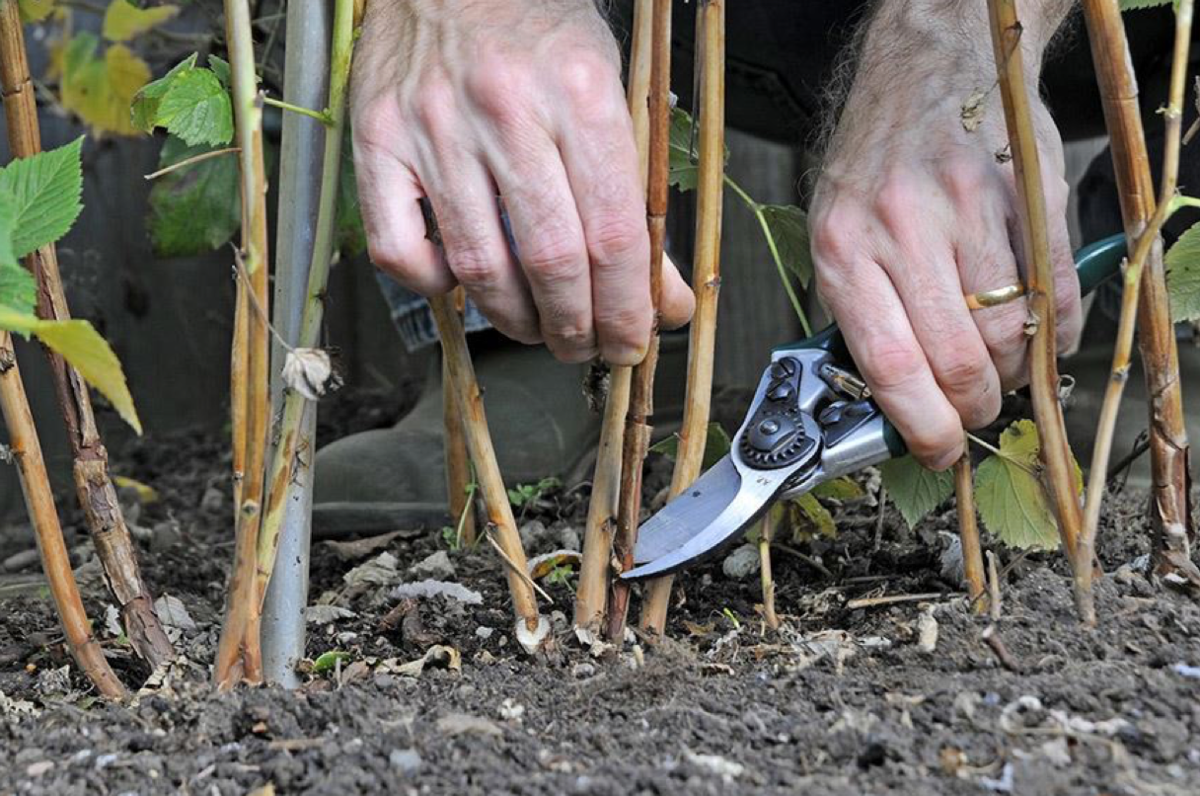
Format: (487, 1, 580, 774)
(351, 0, 694, 365)
(809, 0, 1080, 470)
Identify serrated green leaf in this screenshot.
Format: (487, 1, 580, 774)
(0, 307, 141, 434)
(19, 0, 56, 23)
(974, 419, 1079, 551)
(147, 136, 240, 257)
(789, 492, 836, 539)
(812, 476, 864, 501)
(207, 54, 231, 88)
(130, 53, 197, 133)
(649, 421, 732, 471)
(667, 106, 729, 192)
(759, 204, 813, 288)
(102, 0, 178, 42)
(154, 67, 233, 147)
(0, 195, 37, 317)
(1167, 222, 1200, 322)
(879, 454, 955, 528)
(313, 650, 351, 674)
(0, 138, 84, 258)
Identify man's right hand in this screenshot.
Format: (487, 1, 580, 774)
(351, 0, 694, 366)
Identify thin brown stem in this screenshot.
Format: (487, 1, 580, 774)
(429, 294, 545, 647)
(758, 504, 783, 631)
(606, 0, 672, 642)
(574, 0, 654, 639)
(953, 441, 987, 614)
(0, 333, 125, 698)
(1080, 0, 1195, 591)
(0, 0, 173, 670)
(443, 291, 476, 547)
(639, 0, 724, 639)
(1077, 0, 1195, 624)
(986, 0, 1084, 568)
(215, 0, 272, 690)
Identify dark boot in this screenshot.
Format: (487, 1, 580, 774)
(313, 333, 688, 536)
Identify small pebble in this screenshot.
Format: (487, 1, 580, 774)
(389, 748, 423, 775)
(475, 626, 494, 640)
(199, 487, 224, 513)
(572, 663, 595, 679)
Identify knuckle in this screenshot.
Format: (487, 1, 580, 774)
(446, 245, 500, 288)
(859, 342, 925, 393)
(810, 204, 865, 267)
(412, 76, 456, 134)
(467, 56, 533, 125)
(558, 51, 619, 111)
(586, 215, 645, 266)
(939, 156, 992, 204)
(873, 175, 923, 229)
(523, 236, 586, 284)
(937, 348, 988, 394)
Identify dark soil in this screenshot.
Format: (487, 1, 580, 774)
(1, 391, 1198, 795)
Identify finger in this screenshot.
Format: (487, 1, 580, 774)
(814, 253, 964, 469)
(956, 199, 1030, 391)
(424, 156, 542, 345)
(877, 228, 1003, 431)
(489, 138, 598, 364)
(352, 135, 453, 295)
(555, 81, 658, 363)
(660, 252, 696, 331)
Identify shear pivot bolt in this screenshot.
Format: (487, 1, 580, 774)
(759, 419, 780, 435)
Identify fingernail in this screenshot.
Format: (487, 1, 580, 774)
(932, 448, 963, 472)
(603, 344, 647, 367)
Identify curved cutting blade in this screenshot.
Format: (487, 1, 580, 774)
(632, 456, 742, 566)
(624, 457, 795, 581)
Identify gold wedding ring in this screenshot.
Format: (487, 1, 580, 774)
(965, 282, 1026, 310)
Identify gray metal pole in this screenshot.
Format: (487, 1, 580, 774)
(261, 0, 332, 687)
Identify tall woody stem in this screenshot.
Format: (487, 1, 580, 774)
(639, 0, 725, 640)
(0, 0, 173, 669)
(574, 0, 651, 638)
(0, 334, 126, 698)
(429, 295, 546, 648)
(1077, 0, 1195, 624)
(444, 289, 476, 547)
(985, 0, 1084, 566)
(215, 0, 272, 690)
(606, 0, 672, 642)
(954, 439, 987, 614)
(1080, 0, 1196, 593)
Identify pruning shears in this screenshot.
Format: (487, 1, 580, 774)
(621, 233, 1129, 581)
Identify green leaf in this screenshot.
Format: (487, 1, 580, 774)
(667, 106, 729, 192)
(0, 307, 141, 434)
(974, 420, 1080, 551)
(154, 67, 233, 147)
(57, 33, 151, 136)
(19, 0, 56, 23)
(312, 650, 351, 674)
(337, 126, 367, 256)
(147, 136, 241, 257)
(131, 53, 197, 133)
(759, 204, 813, 288)
(0, 138, 84, 258)
(0, 196, 37, 317)
(812, 476, 864, 501)
(207, 55, 231, 88)
(879, 454, 955, 528)
(789, 493, 836, 539)
(102, 0, 178, 42)
(1167, 222, 1200, 322)
(648, 421, 731, 471)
